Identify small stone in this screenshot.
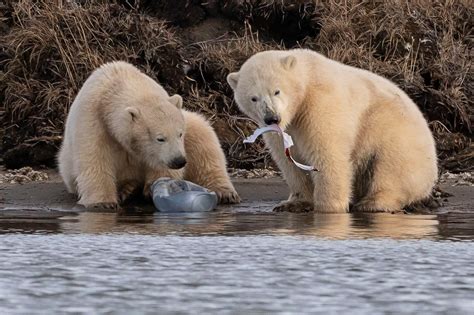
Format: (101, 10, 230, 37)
(0, 167, 49, 184)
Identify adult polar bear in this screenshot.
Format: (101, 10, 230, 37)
(59, 61, 240, 209)
(227, 49, 437, 213)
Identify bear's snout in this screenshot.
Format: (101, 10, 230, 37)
(264, 112, 281, 125)
(168, 156, 187, 169)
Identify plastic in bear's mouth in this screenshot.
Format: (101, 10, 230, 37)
(243, 124, 318, 172)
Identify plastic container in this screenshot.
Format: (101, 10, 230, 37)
(150, 177, 218, 212)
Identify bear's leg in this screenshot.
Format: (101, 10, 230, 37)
(182, 112, 240, 204)
(311, 155, 352, 213)
(58, 142, 76, 194)
(272, 167, 314, 213)
(76, 167, 118, 209)
(263, 133, 314, 213)
(75, 141, 119, 209)
(352, 138, 435, 212)
(352, 158, 408, 213)
(351, 99, 437, 212)
(76, 165, 118, 209)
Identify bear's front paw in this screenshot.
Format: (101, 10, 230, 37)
(273, 200, 314, 213)
(118, 181, 139, 203)
(142, 182, 153, 200)
(216, 189, 241, 204)
(87, 202, 120, 212)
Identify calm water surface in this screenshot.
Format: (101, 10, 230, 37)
(1, 208, 473, 314)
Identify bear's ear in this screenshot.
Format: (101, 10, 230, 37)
(169, 94, 183, 109)
(126, 107, 140, 121)
(227, 72, 239, 90)
(281, 55, 297, 70)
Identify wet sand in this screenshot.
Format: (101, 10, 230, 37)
(0, 171, 472, 215)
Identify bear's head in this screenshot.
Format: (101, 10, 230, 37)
(118, 94, 187, 170)
(227, 51, 305, 129)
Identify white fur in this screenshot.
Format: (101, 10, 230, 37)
(58, 61, 239, 208)
(228, 49, 438, 213)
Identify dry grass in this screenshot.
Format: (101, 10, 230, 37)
(0, 0, 182, 151)
(186, 28, 279, 167)
(220, 0, 321, 45)
(0, 0, 472, 170)
(308, 0, 472, 136)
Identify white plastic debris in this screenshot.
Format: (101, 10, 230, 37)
(243, 124, 317, 172)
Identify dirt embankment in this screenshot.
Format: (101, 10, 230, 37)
(1, 0, 472, 171)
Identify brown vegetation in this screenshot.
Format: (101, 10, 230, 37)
(1, 0, 472, 171)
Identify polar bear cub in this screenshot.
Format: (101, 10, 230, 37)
(227, 49, 437, 213)
(58, 61, 239, 209)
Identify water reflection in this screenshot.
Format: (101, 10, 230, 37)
(1, 206, 472, 240)
(62, 211, 441, 239)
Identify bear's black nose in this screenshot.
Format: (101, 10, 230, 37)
(264, 113, 281, 125)
(169, 156, 187, 169)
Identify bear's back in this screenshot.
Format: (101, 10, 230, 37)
(96, 61, 166, 96)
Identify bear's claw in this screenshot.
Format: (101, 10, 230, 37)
(216, 189, 241, 204)
(87, 202, 120, 211)
(118, 181, 139, 203)
(273, 200, 314, 213)
(351, 202, 402, 213)
(352, 196, 402, 213)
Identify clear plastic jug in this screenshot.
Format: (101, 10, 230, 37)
(150, 177, 218, 212)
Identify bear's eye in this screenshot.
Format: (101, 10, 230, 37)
(274, 90, 280, 96)
(251, 96, 258, 102)
(179, 132, 183, 138)
(157, 137, 166, 143)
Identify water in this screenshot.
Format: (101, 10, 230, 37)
(1, 210, 474, 314)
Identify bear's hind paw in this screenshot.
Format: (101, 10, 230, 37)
(352, 199, 401, 213)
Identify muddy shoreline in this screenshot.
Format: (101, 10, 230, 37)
(1, 170, 472, 217)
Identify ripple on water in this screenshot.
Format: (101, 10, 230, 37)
(0, 210, 473, 314)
